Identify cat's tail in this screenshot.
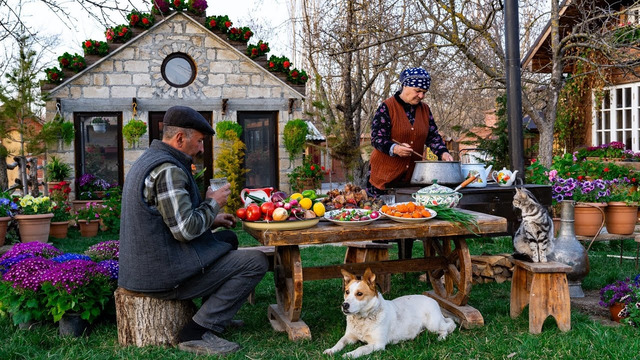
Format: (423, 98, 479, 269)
(511, 252, 533, 262)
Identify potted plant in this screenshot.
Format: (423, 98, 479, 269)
(127, 10, 155, 29)
(122, 118, 147, 148)
(599, 275, 640, 322)
(267, 55, 291, 73)
(228, 26, 253, 42)
(151, 0, 171, 15)
(75, 202, 106, 238)
(604, 178, 639, 235)
(283, 119, 309, 161)
(0, 192, 18, 246)
(49, 202, 72, 239)
(620, 285, 640, 327)
(45, 156, 72, 191)
(40, 259, 116, 336)
(44, 67, 64, 84)
(76, 173, 113, 201)
(82, 39, 109, 56)
(105, 24, 132, 43)
(84, 240, 120, 262)
(247, 40, 269, 58)
(205, 14, 232, 33)
(187, 0, 208, 15)
(288, 157, 324, 193)
(287, 68, 309, 85)
(90, 117, 109, 133)
(15, 195, 54, 243)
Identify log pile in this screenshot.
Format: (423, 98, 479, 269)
(471, 254, 514, 284)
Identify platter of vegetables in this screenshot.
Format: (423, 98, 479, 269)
(237, 189, 327, 231)
(324, 209, 381, 226)
(380, 202, 437, 223)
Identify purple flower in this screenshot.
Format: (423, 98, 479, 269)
(0, 242, 62, 262)
(85, 240, 119, 261)
(41, 259, 110, 294)
(98, 260, 119, 280)
(599, 278, 639, 307)
(0, 253, 34, 275)
(78, 173, 96, 187)
(2, 256, 56, 291)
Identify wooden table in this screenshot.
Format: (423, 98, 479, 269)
(243, 210, 507, 340)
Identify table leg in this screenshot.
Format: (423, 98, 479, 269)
(269, 245, 311, 340)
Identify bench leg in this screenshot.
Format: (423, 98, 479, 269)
(528, 273, 571, 334)
(509, 266, 529, 319)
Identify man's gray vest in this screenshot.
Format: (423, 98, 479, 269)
(118, 140, 232, 292)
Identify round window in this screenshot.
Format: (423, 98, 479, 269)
(161, 53, 196, 88)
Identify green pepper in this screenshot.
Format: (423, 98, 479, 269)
(301, 190, 317, 201)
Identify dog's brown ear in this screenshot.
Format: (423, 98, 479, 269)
(341, 268, 356, 283)
(363, 268, 376, 287)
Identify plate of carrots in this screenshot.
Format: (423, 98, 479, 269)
(380, 202, 437, 223)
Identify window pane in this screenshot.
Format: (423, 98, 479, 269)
(626, 132, 632, 149)
(617, 110, 623, 128)
(626, 109, 632, 128)
(605, 132, 610, 144)
(625, 87, 632, 107)
(616, 88, 623, 108)
(604, 90, 610, 109)
(79, 116, 119, 185)
(617, 131, 623, 141)
(596, 112, 602, 129)
(604, 112, 610, 129)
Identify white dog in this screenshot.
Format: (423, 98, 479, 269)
(323, 268, 456, 358)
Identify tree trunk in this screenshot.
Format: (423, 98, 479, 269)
(0, 145, 8, 191)
(115, 288, 195, 347)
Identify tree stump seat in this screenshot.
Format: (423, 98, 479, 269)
(343, 241, 392, 293)
(509, 260, 572, 334)
(114, 287, 195, 347)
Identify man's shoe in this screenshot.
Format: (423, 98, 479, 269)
(177, 331, 240, 355)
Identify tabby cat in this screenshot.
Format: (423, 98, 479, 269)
(512, 187, 555, 262)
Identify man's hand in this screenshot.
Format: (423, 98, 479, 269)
(206, 183, 231, 208)
(213, 213, 236, 229)
(441, 152, 454, 161)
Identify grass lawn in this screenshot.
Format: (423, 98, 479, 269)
(1, 225, 639, 359)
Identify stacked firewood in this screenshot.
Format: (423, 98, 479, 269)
(471, 254, 515, 284)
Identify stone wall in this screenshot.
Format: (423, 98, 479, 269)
(44, 12, 305, 194)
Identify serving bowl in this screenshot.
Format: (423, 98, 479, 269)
(411, 182, 462, 208)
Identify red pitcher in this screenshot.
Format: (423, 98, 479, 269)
(240, 187, 274, 205)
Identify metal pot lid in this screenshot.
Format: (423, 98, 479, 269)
(416, 181, 455, 194)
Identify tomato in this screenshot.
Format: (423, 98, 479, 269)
(260, 202, 276, 217)
(235, 207, 247, 220)
(246, 204, 262, 221)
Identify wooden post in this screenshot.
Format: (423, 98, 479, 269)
(115, 288, 195, 347)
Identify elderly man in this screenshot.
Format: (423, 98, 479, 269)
(119, 106, 268, 355)
(367, 67, 454, 196)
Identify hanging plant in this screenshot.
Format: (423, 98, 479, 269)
(82, 39, 109, 56)
(122, 119, 148, 147)
(44, 67, 64, 84)
(283, 119, 309, 161)
(228, 26, 253, 42)
(247, 40, 269, 58)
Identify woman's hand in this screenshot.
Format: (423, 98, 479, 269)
(441, 152, 454, 161)
(392, 143, 413, 157)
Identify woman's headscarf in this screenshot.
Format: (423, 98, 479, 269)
(399, 67, 431, 91)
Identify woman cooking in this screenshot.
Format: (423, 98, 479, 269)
(367, 67, 454, 196)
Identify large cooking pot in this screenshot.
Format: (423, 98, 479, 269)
(410, 161, 463, 185)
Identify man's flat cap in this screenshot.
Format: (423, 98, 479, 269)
(163, 106, 215, 135)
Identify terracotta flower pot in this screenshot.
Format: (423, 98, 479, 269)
(574, 202, 606, 237)
(78, 220, 100, 238)
(605, 202, 638, 235)
(0, 216, 10, 246)
(72, 200, 104, 213)
(609, 302, 627, 322)
(50, 221, 70, 239)
(15, 213, 54, 243)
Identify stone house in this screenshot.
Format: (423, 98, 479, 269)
(41, 11, 306, 197)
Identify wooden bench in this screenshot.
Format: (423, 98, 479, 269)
(510, 260, 571, 334)
(238, 246, 275, 305)
(114, 287, 195, 347)
(343, 241, 392, 293)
